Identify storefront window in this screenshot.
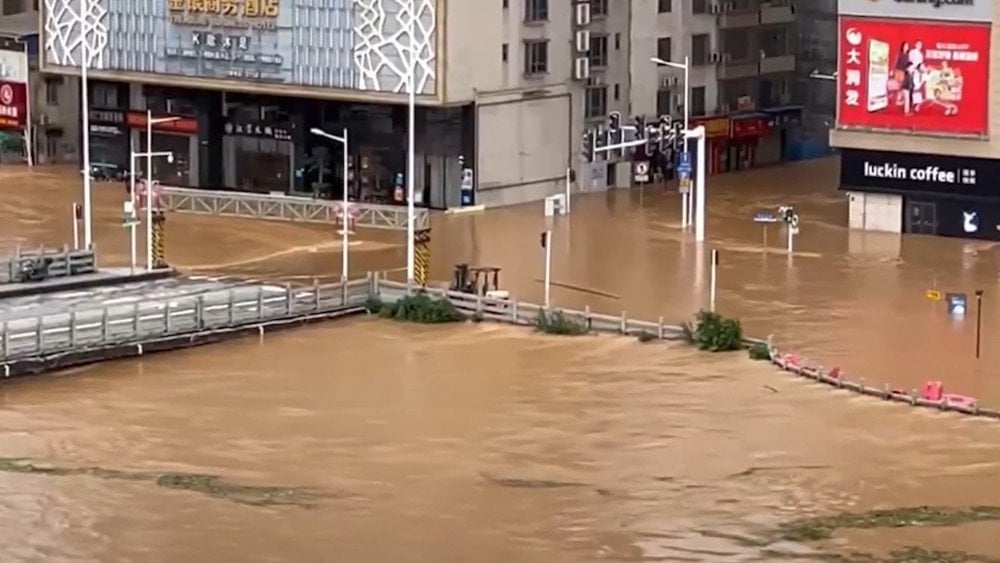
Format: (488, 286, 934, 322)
(88, 126, 128, 172)
(223, 136, 294, 193)
(139, 132, 194, 186)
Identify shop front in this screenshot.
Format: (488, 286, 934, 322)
(0, 39, 29, 162)
(840, 148, 1000, 239)
(689, 116, 731, 175)
(729, 115, 774, 172)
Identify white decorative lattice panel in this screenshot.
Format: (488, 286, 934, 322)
(352, 0, 436, 94)
(43, 0, 108, 68)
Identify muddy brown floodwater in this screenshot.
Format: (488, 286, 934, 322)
(0, 161, 1000, 561)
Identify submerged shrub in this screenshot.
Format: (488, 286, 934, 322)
(682, 310, 743, 352)
(364, 296, 384, 314)
(748, 342, 771, 361)
(535, 310, 588, 336)
(635, 330, 657, 343)
(380, 292, 464, 323)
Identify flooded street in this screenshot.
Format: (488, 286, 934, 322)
(1, 161, 1000, 560)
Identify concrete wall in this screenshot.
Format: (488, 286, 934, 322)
(848, 191, 903, 233)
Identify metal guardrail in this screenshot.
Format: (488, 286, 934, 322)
(0, 246, 97, 283)
(374, 279, 688, 339)
(0, 278, 372, 361)
(159, 187, 430, 231)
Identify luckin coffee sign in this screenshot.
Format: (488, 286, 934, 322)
(862, 161, 977, 186)
(841, 149, 998, 196)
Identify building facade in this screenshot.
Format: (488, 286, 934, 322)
(832, 0, 1000, 239)
(35, 0, 805, 208)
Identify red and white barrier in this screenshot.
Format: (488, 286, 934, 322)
(334, 202, 359, 235)
(135, 180, 163, 210)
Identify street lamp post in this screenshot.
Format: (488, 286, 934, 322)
(651, 56, 690, 228)
(129, 150, 173, 273)
(684, 125, 707, 243)
(80, 0, 93, 248)
(144, 111, 181, 272)
(405, 0, 417, 291)
(309, 127, 351, 281)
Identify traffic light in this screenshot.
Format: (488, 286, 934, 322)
(657, 115, 672, 152)
(634, 116, 646, 139)
(646, 124, 660, 154)
(581, 130, 595, 162)
(608, 111, 622, 131)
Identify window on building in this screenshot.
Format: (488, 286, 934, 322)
(2, 0, 23, 15)
(525, 0, 547, 21)
(224, 136, 295, 193)
(524, 40, 548, 74)
(657, 37, 672, 62)
(614, 33, 620, 50)
(723, 29, 750, 60)
(656, 89, 673, 116)
(140, 132, 193, 187)
(691, 86, 707, 116)
(691, 34, 710, 65)
(44, 77, 62, 106)
(584, 86, 607, 118)
(614, 83, 620, 101)
(591, 0, 607, 16)
(91, 83, 120, 109)
(589, 34, 609, 68)
(502, 43, 508, 62)
(692, 0, 709, 13)
(658, 0, 672, 13)
(502, 0, 508, 8)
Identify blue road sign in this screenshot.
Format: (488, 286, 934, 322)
(753, 212, 778, 224)
(947, 293, 968, 317)
(677, 151, 692, 175)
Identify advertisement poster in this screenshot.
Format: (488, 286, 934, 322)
(0, 81, 26, 130)
(837, 18, 991, 135)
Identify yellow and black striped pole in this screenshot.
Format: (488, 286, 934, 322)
(414, 228, 431, 286)
(151, 211, 168, 269)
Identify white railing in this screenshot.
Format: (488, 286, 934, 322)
(159, 187, 430, 231)
(0, 278, 373, 361)
(375, 279, 689, 339)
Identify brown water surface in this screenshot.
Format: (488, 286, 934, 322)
(0, 161, 998, 560)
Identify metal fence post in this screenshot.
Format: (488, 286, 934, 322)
(35, 317, 43, 353)
(256, 287, 264, 320)
(101, 308, 109, 341)
(620, 311, 627, 334)
(69, 310, 77, 347)
(196, 295, 205, 329)
(476, 293, 483, 316)
(0, 321, 7, 358)
(227, 289, 235, 325)
(584, 306, 592, 330)
(132, 302, 140, 337)
(511, 299, 519, 324)
(164, 302, 172, 333)
(285, 283, 293, 315)
(658, 317, 664, 339)
(313, 278, 321, 310)
(341, 278, 348, 307)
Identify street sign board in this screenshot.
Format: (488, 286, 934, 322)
(634, 160, 649, 183)
(678, 177, 691, 194)
(677, 151, 692, 175)
(947, 293, 968, 316)
(122, 200, 138, 227)
(753, 212, 779, 223)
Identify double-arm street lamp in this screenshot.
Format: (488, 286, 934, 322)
(309, 127, 351, 281)
(650, 56, 692, 228)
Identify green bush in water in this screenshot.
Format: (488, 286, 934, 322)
(748, 342, 771, 361)
(535, 310, 588, 336)
(681, 310, 743, 352)
(379, 292, 464, 323)
(635, 330, 657, 343)
(364, 296, 384, 314)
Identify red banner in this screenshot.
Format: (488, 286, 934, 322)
(837, 18, 990, 135)
(0, 81, 26, 130)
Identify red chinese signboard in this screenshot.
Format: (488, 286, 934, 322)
(0, 80, 25, 130)
(837, 18, 991, 136)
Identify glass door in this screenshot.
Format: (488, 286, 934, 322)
(906, 200, 937, 235)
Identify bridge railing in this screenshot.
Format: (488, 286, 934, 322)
(159, 187, 430, 231)
(0, 246, 97, 284)
(0, 277, 372, 361)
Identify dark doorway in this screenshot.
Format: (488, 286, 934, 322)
(906, 200, 938, 235)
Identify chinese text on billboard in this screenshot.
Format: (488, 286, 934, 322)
(837, 18, 990, 135)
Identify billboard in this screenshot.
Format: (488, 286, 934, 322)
(0, 45, 27, 131)
(838, 0, 992, 23)
(837, 18, 990, 136)
(42, 0, 437, 96)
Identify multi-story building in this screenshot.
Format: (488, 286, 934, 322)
(832, 0, 999, 240)
(32, 0, 807, 208)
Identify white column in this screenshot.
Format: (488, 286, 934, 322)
(79, 0, 93, 248)
(341, 127, 349, 281)
(682, 56, 690, 229)
(145, 111, 154, 271)
(405, 0, 417, 289)
(694, 126, 706, 243)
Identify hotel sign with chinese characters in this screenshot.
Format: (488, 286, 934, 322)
(168, 0, 280, 30)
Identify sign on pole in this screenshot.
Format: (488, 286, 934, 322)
(677, 151, 692, 194)
(633, 160, 649, 183)
(122, 200, 139, 227)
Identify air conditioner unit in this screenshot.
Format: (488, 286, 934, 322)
(39, 114, 51, 125)
(575, 1, 591, 27)
(710, 52, 722, 63)
(710, 3, 722, 14)
(574, 57, 591, 80)
(723, 53, 732, 62)
(575, 30, 591, 53)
